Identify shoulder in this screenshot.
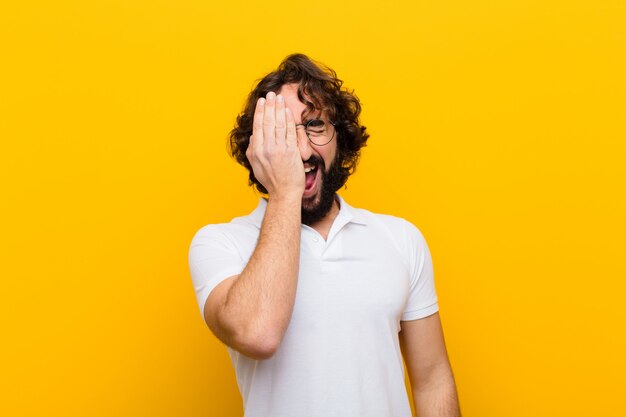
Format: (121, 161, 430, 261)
(343, 202, 430, 265)
(354, 206, 428, 246)
(189, 213, 261, 252)
(359, 209, 435, 289)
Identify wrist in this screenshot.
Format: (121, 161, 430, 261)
(267, 191, 302, 208)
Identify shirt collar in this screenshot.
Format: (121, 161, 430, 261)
(334, 195, 368, 226)
(246, 194, 368, 229)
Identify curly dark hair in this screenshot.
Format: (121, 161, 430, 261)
(228, 53, 369, 194)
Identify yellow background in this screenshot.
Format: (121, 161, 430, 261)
(2, 0, 625, 416)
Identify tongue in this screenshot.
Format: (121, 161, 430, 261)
(305, 170, 316, 190)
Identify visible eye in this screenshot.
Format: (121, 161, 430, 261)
(305, 119, 327, 136)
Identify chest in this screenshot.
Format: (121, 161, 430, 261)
(292, 226, 411, 332)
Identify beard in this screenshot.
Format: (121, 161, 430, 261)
(301, 154, 345, 226)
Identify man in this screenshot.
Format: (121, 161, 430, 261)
(189, 53, 461, 417)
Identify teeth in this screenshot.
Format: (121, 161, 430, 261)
(304, 166, 316, 173)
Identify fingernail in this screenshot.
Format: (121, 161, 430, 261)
(267, 92, 275, 100)
(259, 98, 265, 106)
(277, 94, 283, 103)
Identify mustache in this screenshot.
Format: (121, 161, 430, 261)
(304, 155, 325, 169)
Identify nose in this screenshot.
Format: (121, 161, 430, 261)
(297, 126, 313, 162)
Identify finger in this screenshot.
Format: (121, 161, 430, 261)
(275, 94, 286, 145)
(252, 97, 266, 151)
(263, 92, 276, 145)
(285, 107, 297, 148)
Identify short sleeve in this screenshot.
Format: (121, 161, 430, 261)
(401, 221, 439, 321)
(188, 225, 246, 319)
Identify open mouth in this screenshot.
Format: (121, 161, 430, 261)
(303, 164, 320, 196)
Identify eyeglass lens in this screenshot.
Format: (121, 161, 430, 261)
(304, 119, 335, 146)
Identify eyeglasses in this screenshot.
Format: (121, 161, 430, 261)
(295, 119, 336, 146)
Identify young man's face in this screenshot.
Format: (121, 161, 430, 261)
(277, 83, 342, 225)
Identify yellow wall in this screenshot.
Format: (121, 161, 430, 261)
(2, 0, 625, 416)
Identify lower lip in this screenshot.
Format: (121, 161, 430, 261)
(303, 168, 320, 198)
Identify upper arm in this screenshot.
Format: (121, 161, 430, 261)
(399, 312, 453, 391)
(203, 274, 273, 359)
(188, 225, 245, 319)
(203, 275, 237, 340)
(400, 219, 439, 321)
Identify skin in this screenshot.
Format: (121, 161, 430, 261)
(204, 86, 336, 359)
(203, 83, 461, 415)
(279, 83, 339, 238)
(400, 314, 461, 416)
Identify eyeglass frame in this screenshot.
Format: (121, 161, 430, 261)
(295, 118, 337, 146)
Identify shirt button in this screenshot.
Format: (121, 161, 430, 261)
(312, 237, 319, 243)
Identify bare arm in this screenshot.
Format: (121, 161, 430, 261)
(204, 92, 305, 360)
(399, 313, 461, 417)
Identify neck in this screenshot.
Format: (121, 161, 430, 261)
(309, 196, 340, 240)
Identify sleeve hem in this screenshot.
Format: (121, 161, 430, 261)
(197, 267, 244, 319)
(401, 302, 439, 321)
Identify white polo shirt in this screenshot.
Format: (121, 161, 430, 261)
(189, 195, 439, 417)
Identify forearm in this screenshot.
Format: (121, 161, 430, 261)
(412, 369, 461, 417)
(218, 194, 302, 355)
